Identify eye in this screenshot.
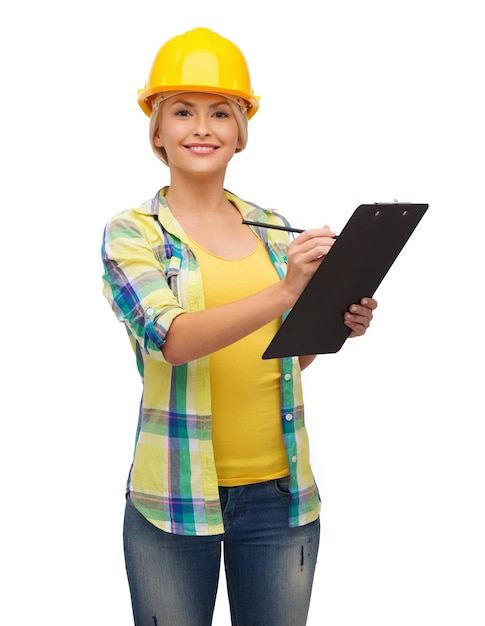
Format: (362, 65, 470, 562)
(213, 110, 230, 119)
(174, 108, 191, 117)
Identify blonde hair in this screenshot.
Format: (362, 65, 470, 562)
(148, 93, 249, 166)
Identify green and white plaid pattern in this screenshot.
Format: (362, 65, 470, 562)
(102, 187, 321, 535)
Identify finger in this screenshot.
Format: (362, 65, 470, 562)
(345, 298, 377, 338)
(292, 234, 336, 257)
(294, 226, 337, 242)
(313, 242, 335, 260)
(344, 318, 368, 337)
(321, 224, 337, 237)
(348, 304, 373, 322)
(360, 297, 378, 310)
(344, 311, 372, 329)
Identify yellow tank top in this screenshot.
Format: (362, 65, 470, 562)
(188, 236, 289, 486)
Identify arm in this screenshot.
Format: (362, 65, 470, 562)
(162, 227, 337, 365)
(163, 282, 293, 365)
(102, 215, 184, 361)
(103, 214, 336, 365)
(163, 233, 378, 365)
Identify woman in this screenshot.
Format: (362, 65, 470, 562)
(102, 27, 377, 626)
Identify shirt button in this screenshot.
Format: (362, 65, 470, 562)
(146, 308, 154, 316)
(291, 455, 297, 463)
(285, 413, 293, 421)
(284, 373, 291, 381)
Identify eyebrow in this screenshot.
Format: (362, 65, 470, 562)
(169, 98, 231, 109)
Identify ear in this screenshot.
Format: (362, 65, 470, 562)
(153, 130, 163, 148)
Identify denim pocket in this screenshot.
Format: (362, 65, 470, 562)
(274, 475, 291, 495)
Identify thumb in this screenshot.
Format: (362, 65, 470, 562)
(322, 224, 337, 236)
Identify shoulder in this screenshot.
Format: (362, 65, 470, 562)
(103, 207, 151, 236)
(102, 201, 164, 253)
(103, 187, 169, 235)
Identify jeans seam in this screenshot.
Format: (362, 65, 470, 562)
(221, 487, 245, 526)
(223, 547, 242, 626)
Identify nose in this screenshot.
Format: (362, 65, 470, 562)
(192, 113, 211, 136)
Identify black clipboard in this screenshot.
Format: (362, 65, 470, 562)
(263, 202, 429, 359)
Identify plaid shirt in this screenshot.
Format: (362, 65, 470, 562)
(102, 187, 321, 536)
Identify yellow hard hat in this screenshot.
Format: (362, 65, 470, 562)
(138, 27, 260, 119)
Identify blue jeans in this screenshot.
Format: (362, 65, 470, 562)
(123, 477, 320, 626)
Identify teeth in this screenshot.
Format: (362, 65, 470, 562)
(190, 146, 213, 152)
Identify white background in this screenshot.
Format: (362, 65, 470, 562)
(1, 1, 484, 624)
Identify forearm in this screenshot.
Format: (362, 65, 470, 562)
(299, 355, 317, 370)
(161, 280, 296, 365)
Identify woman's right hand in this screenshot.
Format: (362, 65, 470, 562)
(283, 225, 337, 300)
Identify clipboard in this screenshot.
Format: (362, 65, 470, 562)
(263, 202, 429, 359)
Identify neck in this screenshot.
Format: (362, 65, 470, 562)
(165, 173, 230, 219)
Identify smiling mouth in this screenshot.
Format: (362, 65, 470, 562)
(185, 145, 218, 153)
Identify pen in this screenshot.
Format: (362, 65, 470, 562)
(242, 219, 338, 238)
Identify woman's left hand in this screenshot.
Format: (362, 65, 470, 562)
(344, 297, 378, 338)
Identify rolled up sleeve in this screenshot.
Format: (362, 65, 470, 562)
(101, 215, 185, 362)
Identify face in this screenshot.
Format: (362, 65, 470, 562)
(153, 92, 242, 174)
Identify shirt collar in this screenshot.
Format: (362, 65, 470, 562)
(133, 186, 288, 246)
